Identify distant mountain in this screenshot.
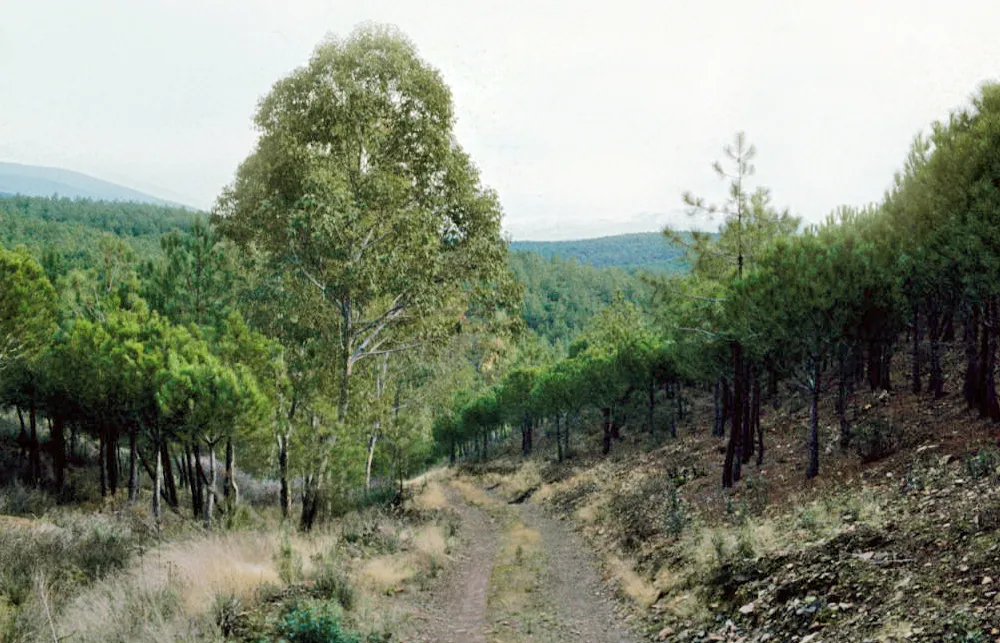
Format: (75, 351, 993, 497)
(0, 162, 193, 209)
(510, 232, 689, 273)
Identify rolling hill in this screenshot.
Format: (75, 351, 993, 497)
(0, 162, 193, 208)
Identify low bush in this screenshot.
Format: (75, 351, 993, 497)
(853, 419, 900, 463)
(274, 601, 365, 643)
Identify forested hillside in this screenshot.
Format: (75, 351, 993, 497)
(510, 231, 689, 272)
(0, 194, 197, 274)
(5, 18, 1000, 643)
(509, 251, 651, 347)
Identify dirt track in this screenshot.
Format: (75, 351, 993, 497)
(400, 484, 638, 643)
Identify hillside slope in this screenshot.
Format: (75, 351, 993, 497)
(462, 352, 1000, 642)
(0, 162, 192, 208)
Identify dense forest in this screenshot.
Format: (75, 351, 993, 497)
(510, 232, 689, 272)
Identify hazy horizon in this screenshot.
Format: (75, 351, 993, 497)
(3, 0, 999, 240)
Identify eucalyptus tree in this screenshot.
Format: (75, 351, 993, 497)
(214, 24, 512, 428)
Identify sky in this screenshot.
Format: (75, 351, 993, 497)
(2, 1, 999, 240)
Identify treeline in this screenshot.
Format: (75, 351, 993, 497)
(442, 84, 1000, 488)
(0, 26, 517, 529)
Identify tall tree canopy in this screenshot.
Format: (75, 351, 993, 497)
(213, 24, 514, 422)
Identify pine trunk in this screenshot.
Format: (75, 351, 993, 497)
(224, 438, 238, 510)
(806, 357, 821, 479)
(601, 407, 612, 456)
(162, 440, 178, 509)
(128, 427, 139, 503)
(912, 303, 922, 394)
(29, 405, 41, 486)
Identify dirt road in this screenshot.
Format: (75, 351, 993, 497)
(401, 483, 638, 643)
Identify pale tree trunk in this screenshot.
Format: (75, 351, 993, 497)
(203, 441, 217, 527)
(365, 433, 378, 491)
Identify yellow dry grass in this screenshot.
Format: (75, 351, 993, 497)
(360, 556, 414, 591)
(412, 524, 447, 560)
(449, 478, 492, 507)
(411, 480, 449, 511)
(607, 555, 658, 608)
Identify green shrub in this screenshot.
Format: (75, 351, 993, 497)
(965, 450, 1000, 481)
(275, 532, 303, 585)
(0, 483, 55, 517)
(312, 560, 357, 611)
(274, 601, 361, 643)
(853, 419, 900, 463)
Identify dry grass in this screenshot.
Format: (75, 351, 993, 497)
(360, 557, 414, 592)
(411, 480, 449, 511)
(449, 478, 492, 507)
(607, 555, 658, 608)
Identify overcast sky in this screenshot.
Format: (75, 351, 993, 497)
(2, 1, 999, 240)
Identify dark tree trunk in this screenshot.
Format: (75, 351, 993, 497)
(713, 379, 723, 437)
(965, 304, 981, 410)
(753, 377, 763, 467)
(278, 432, 291, 520)
(152, 440, 163, 521)
(300, 475, 319, 531)
(128, 427, 140, 503)
(224, 438, 238, 510)
(610, 408, 622, 441)
(986, 297, 1000, 421)
(647, 379, 656, 434)
(449, 440, 456, 466)
(555, 414, 563, 462)
(482, 430, 488, 461)
(867, 340, 883, 391)
(742, 365, 754, 465)
(943, 310, 956, 342)
(912, 303, 922, 394)
(16, 406, 28, 465)
(928, 299, 944, 398)
(723, 342, 744, 488)
(564, 412, 571, 458)
(192, 444, 205, 520)
(106, 429, 119, 496)
(28, 405, 41, 486)
(601, 407, 612, 456)
(836, 346, 851, 449)
(807, 357, 821, 479)
(50, 414, 66, 494)
(99, 432, 107, 498)
(162, 440, 178, 509)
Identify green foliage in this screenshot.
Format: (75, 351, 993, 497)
(853, 419, 900, 463)
(0, 195, 195, 274)
(0, 247, 57, 372)
(272, 601, 369, 643)
(510, 232, 688, 272)
(510, 250, 651, 347)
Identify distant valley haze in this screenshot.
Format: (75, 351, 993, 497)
(3, 0, 1000, 240)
